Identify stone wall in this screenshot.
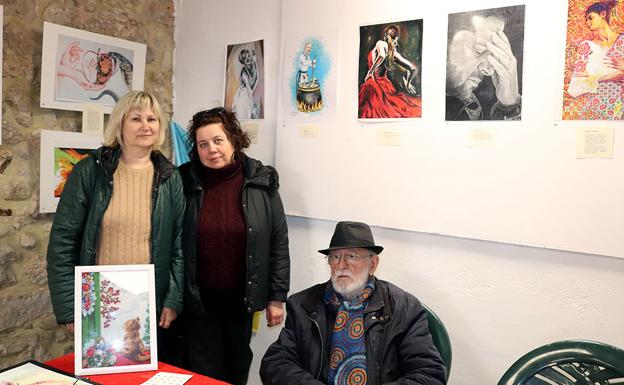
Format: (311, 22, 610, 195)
(0, 0, 174, 366)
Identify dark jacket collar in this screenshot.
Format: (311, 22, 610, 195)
(301, 277, 390, 317)
(179, 154, 279, 194)
(92, 146, 175, 185)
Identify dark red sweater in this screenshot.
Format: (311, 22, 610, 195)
(196, 161, 247, 289)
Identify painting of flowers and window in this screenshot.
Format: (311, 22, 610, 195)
(74, 264, 157, 375)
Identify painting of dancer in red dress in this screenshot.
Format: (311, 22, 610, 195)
(358, 20, 423, 119)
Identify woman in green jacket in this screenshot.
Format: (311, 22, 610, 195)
(45, 91, 184, 362)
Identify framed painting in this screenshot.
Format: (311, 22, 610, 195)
(445, 5, 525, 121)
(281, 27, 339, 123)
(40, 21, 146, 114)
(358, 19, 423, 120)
(0, 360, 97, 384)
(39, 130, 102, 213)
(224, 39, 265, 120)
(74, 264, 158, 375)
(562, 0, 624, 120)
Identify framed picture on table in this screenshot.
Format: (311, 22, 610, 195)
(40, 21, 146, 114)
(0, 360, 98, 384)
(74, 264, 158, 375)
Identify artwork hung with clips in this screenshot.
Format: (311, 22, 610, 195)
(224, 39, 265, 120)
(39, 130, 102, 214)
(562, 0, 624, 120)
(40, 22, 146, 113)
(358, 19, 423, 119)
(281, 27, 339, 122)
(0, 360, 97, 385)
(74, 264, 157, 375)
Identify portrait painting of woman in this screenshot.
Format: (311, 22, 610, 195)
(563, 0, 624, 120)
(358, 19, 423, 119)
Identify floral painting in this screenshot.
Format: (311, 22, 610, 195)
(74, 265, 157, 375)
(562, 0, 624, 119)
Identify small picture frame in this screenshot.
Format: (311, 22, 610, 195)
(40, 21, 146, 113)
(74, 264, 158, 375)
(39, 130, 102, 213)
(0, 359, 97, 384)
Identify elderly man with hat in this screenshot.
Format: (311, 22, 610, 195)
(260, 221, 446, 385)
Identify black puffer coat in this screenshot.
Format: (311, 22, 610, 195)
(260, 278, 446, 385)
(178, 155, 290, 314)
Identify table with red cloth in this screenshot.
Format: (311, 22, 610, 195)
(45, 353, 229, 385)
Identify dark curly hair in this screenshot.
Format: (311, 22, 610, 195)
(586, 0, 618, 23)
(187, 107, 250, 162)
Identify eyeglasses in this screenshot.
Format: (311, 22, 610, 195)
(326, 252, 369, 266)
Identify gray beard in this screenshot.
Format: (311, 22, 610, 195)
(331, 267, 370, 300)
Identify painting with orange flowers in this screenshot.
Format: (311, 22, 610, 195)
(40, 130, 102, 213)
(563, 0, 624, 120)
(54, 148, 91, 197)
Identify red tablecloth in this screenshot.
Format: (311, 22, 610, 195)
(45, 353, 229, 385)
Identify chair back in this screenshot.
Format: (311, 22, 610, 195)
(497, 340, 624, 385)
(422, 302, 452, 380)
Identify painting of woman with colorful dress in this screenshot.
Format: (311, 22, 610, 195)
(563, 0, 624, 120)
(358, 19, 422, 119)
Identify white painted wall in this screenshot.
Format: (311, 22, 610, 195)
(173, 0, 281, 164)
(173, 1, 624, 385)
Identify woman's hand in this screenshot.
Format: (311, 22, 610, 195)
(159, 306, 178, 329)
(600, 57, 624, 82)
(65, 323, 75, 333)
(266, 301, 284, 327)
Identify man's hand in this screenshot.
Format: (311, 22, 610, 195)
(486, 30, 520, 106)
(159, 306, 178, 329)
(266, 301, 284, 327)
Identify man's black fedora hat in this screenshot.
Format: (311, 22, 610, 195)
(318, 221, 383, 255)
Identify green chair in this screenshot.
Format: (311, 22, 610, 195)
(422, 303, 452, 380)
(497, 340, 624, 385)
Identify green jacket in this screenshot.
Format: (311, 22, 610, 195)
(46, 146, 185, 324)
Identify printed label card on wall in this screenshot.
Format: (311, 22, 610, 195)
(242, 121, 259, 144)
(299, 125, 320, 138)
(576, 127, 614, 158)
(81, 103, 105, 136)
(468, 128, 496, 148)
(376, 127, 401, 146)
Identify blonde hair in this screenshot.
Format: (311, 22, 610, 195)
(103, 91, 167, 149)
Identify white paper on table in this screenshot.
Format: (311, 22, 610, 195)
(141, 371, 193, 385)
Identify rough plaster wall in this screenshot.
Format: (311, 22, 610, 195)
(0, 0, 175, 366)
